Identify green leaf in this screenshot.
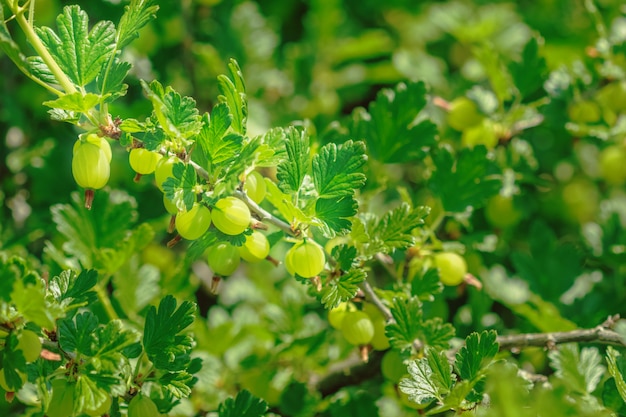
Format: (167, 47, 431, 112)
(606, 347, 626, 404)
(411, 268, 444, 301)
(331, 244, 358, 271)
(163, 162, 198, 211)
(95, 320, 141, 357)
(217, 59, 247, 135)
(264, 179, 316, 227)
(255, 127, 288, 167)
(75, 376, 113, 416)
(218, 390, 268, 417)
(276, 126, 310, 194)
(508, 37, 547, 100)
(48, 269, 98, 310)
(425, 380, 473, 416)
(97, 60, 131, 100)
(428, 145, 501, 213)
(312, 140, 366, 199)
(455, 330, 499, 381)
(12, 277, 61, 329)
(43, 92, 106, 113)
(0, 255, 34, 302)
(358, 203, 429, 256)
(141, 79, 202, 141)
(59, 311, 99, 356)
(37, 5, 116, 87)
(399, 359, 439, 405)
(116, 0, 159, 49)
(113, 263, 160, 314)
(96, 222, 155, 275)
(421, 318, 456, 350)
(196, 104, 235, 171)
(186, 231, 219, 262)
(0, 4, 37, 83)
(143, 295, 196, 371)
(159, 371, 194, 398)
(386, 297, 423, 351)
(320, 269, 366, 309)
(315, 196, 358, 236)
(27, 56, 57, 84)
(548, 344, 605, 395)
(354, 82, 437, 163)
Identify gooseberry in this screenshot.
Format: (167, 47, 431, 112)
(327, 302, 357, 330)
(447, 97, 483, 131)
(155, 156, 178, 191)
(207, 242, 241, 276)
(72, 140, 110, 190)
(175, 203, 212, 240)
(340, 311, 374, 346)
(243, 171, 267, 204)
(16, 329, 42, 363)
(285, 240, 326, 278)
(128, 394, 160, 417)
(239, 230, 270, 262)
(212, 197, 251, 235)
(434, 252, 467, 286)
(129, 148, 162, 175)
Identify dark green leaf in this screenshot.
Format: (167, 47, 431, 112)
(95, 320, 141, 357)
(312, 140, 367, 199)
(354, 82, 437, 163)
(411, 268, 444, 301)
(508, 37, 548, 100)
(37, 6, 116, 87)
(315, 196, 357, 236)
(428, 145, 501, 213)
(276, 126, 310, 194)
(143, 295, 196, 371)
(141, 79, 202, 141)
(421, 318, 456, 350)
(218, 390, 268, 417)
(320, 269, 366, 309)
(59, 311, 99, 356)
(48, 269, 98, 310)
(163, 162, 198, 211)
(331, 244, 358, 271)
(455, 330, 499, 382)
(386, 297, 423, 351)
(360, 203, 429, 255)
(116, 0, 159, 49)
(159, 371, 194, 398)
(97, 60, 131, 100)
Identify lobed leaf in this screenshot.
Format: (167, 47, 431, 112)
(276, 126, 310, 194)
(312, 140, 366, 199)
(455, 330, 499, 382)
(218, 390, 268, 417)
(320, 269, 366, 309)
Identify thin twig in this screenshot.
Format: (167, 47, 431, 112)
(359, 281, 393, 322)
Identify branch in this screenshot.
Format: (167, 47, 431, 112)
(313, 315, 625, 397)
(497, 315, 626, 350)
(359, 280, 393, 322)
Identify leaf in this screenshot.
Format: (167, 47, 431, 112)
(411, 268, 444, 301)
(320, 269, 366, 309)
(315, 196, 358, 236)
(354, 82, 438, 163)
(48, 269, 98, 310)
(331, 244, 358, 271)
(217, 59, 248, 135)
(218, 390, 268, 417)
(27, 56, 57, 84)
(75, 375, 113, 416)
(386, 297, 423, 351)
(143, 295, 196, 371)
(508, 37, 548, 100)
(606, 347, 626, 404)
(95, 320, 141, 357)
(312, 140, 367, 199)
(0, 4, 37, 83)
(37, 6, 116, 87)
(97, 60, 131, 100)
(113, 263, 160, 314)
(196, 104, 235, 171)
(548, 344, 605, 394)
(59, 311, 99, 356)
(163, 162, 198, 211)
(358, 203, 429, 256)
(159, 371, 194, 398)
(141, 79, 202, 141)
(276, 126, 310, 194)
(428, 145, 501, 213)
(421, 318, 456, 350)
(399, 360, 438, 405)
(425, 380, 473, 416)
(264, 179, 316, 227)
(43, 92, 106, 113)
(455, 330, 499, 382)
(116, 0, 159, 49)
(11, 278, 61, 329)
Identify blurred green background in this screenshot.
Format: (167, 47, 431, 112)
(2, 0, 626, 415)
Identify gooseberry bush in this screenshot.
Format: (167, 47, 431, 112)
(2, 0, 626, 416)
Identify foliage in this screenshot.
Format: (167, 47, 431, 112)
(1, 0, 626, 416)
